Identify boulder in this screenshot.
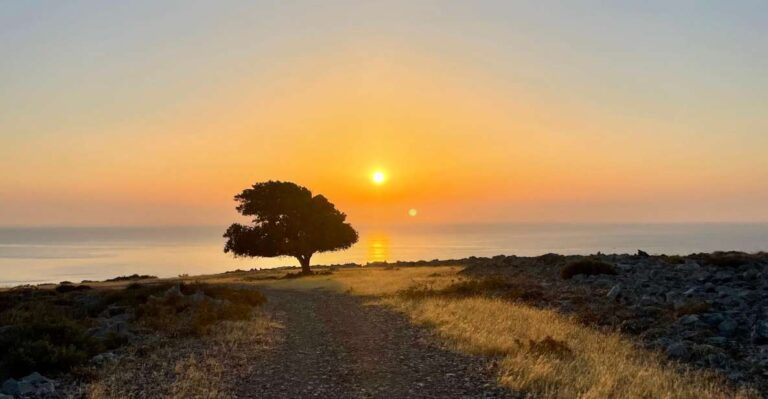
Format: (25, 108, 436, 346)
(606, 284, 622, 300)
(751, 320, 768, 344)
(666, 342, 691, 360)
(718, 319, 739, 337)
(2, 373, 55, 397)
(712, 271, 734, 283)
(700, 313, 725, 327)
(679, 314, 700, 325)
(164, 284, 183, 299)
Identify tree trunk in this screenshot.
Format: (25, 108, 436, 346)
(298, 255, 312, 275)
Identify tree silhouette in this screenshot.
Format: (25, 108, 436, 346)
(223, 181, 358, 274)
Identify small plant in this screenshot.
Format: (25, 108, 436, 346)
(675, 301, 711, 317)
(527, 336, 573, 358)
(560, 259, 617, 280)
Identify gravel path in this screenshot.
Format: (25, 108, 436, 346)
(235, 287, 519, 399)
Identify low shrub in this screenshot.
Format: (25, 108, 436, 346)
(0, 303, 100, 378)
(560, 259, 617, 280)
(660, 255, 686, 265)
(526, 336, 573, 358)
(399, 277, 546, 302)
(137, 294, 253, 337)
(536, 253, 566, 265)
(105, 274, 158, 282)
(282, 270, 333, 279)
(55, 284, 91, 294)
(690, 251, 757, 268)
(240, 275, 280, 281)
(675, 301, 711, 317)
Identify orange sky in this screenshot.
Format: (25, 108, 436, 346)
(1, 2, 767, 226)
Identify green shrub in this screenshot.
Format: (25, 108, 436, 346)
(560, 259, 617, 280)
(0, 303, 100, 378)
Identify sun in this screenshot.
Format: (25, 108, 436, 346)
(371, 170, 386, 185)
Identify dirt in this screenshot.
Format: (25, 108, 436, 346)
(233, 287, 519, 398)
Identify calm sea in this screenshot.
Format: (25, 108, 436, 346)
(1, 224, 767, 286)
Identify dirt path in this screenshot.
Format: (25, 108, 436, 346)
(234, 287, 518, 399)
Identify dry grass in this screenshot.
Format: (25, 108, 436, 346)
(392, 296, 749, 399)
(252, 266, 754, 399)
(87, 314, 280, 399)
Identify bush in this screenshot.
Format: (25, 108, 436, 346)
(660, 255, 686, 265)
(187, 285, 266, 307)
(0, 303, 100, 378)
(675, 301, 711, 317)
(55, 284, 91, 294)
(560, 259, 617, 280)
(282, 270, 333, 279)
(104, 274, 158, 282)
(690, 251, 757, 268)
(137, 294, 253, 337)
(398, 277, 546, 302)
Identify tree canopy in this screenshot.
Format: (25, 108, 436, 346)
(223, 181, 358, 274)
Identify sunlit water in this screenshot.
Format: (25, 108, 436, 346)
(1, 224, 767, 286)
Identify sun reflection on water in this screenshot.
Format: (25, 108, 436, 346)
(366, 232, 390, 264)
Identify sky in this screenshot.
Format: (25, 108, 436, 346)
(1, 1, 767, 226)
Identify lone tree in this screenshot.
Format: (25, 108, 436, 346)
(223, 181, 358, 274)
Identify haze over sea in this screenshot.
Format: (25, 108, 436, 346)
(0, 223, 766, 286)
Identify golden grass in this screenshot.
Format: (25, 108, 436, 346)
(253, 266, 755, 399)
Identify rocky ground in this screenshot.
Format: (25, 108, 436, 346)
(462, 251, 768, 395)
(238, 287, 518, 399)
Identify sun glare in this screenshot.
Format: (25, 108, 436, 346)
(372, 170, 386, 185)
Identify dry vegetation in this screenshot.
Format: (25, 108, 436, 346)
(249, 266, 755, 399)
(86, 315, 280, 399)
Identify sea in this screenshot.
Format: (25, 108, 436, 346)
(1, 223, 767, 286)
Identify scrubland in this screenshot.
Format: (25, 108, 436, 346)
(250, 266, 755, 399)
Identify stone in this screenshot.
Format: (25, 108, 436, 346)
(92, 352, 118, 365)
(752, 320, 768, 344)
(713, 271, 734, 282)
(190, 290, 208, 303)
(606, 284, 622, 300)
(679, 314, 700, 325)
(638, 296, 657, 306)
(701, 313, 725, 326)
(666, 342, 690, 360)
(743, 269, 760, 280)
(1, 377, 36, 397)
(637, 250, 650, 258)
(718, 319, 739, 337)
(705, 336, 729, 346)
(682, 287, 697, 296)
(164, 284, 183, 299)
